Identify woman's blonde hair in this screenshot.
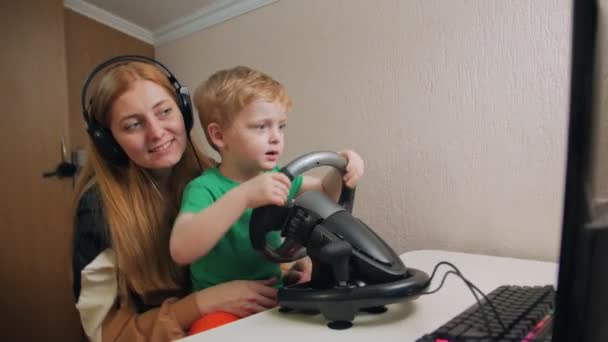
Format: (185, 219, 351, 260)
(73, 61, 212, 296)
(193, 66, 292, 151)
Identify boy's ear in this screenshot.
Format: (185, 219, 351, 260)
(207, 123, 226, 149)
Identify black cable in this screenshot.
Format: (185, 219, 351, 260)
(188, 138, 203, 172)
(424, 261, 507, 331)
(429, 263, 508, 332)
(421, 263, 554, 342)
(421, 261, 507, 333)
(422, 269, 498, 337)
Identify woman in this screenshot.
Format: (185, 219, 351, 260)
(72, 58, 278, 341)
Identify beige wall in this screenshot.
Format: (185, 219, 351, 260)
(157, 0, 572, 261)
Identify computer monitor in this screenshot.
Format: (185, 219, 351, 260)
(553, 0, 608, 341)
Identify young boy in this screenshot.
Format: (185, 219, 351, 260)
(169, 66, 364, 300)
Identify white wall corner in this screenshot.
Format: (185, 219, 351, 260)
(154, 0, 279, 46)
(63, 0, 154, 45)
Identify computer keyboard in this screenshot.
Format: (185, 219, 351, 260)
(418, 285, 555, 342)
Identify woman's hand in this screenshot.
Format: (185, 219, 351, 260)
(340, 150, 364, 188)
(195, 278, 278, 318)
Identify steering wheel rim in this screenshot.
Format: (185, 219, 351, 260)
(250, 151, 356, 263)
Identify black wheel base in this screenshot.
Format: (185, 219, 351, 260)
(327, 321, 353, 330)
(360, 306, 388, 314)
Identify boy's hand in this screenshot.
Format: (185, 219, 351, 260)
(282, 257, 313, 286)
(241, 172, 291, 208)
(340, 150, 364, 188)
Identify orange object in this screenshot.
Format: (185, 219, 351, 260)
(188, 311, 240, 335)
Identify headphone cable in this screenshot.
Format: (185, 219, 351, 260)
(188, 137, 203, 172)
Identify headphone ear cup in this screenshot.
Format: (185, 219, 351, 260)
(87, 123, 128, 166)
(177, 86, 194, 133)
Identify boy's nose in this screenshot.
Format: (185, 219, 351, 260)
(269, 127, 281, 143)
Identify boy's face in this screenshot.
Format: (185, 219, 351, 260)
(220, 99, 288, 173)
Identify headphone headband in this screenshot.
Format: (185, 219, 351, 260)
(81, 55, 183, 126)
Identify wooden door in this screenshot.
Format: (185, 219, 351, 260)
(0, 0, 82, 340)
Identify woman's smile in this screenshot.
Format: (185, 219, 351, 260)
(149, 139, 174, 153)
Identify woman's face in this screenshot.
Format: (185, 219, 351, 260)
(109, 79, 187, 174)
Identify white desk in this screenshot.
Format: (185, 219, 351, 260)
(179, 250, 558, 341)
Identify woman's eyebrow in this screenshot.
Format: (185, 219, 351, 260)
(118, 113, 140, 123)
(152, 99, 170, 109)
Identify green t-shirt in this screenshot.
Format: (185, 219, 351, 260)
(180, 167, 303, 291)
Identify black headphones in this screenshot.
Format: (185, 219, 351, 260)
(81, 55, 194, 166)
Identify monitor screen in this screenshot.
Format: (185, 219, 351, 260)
(553, 0, 608, 341)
